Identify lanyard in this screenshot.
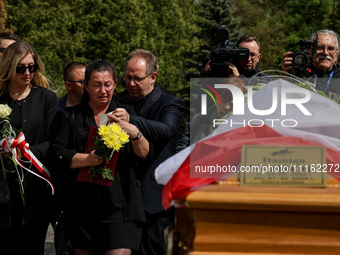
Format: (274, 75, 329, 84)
(313, 70, 334, 93)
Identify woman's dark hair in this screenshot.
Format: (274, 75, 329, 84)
(82, 59, 118, 101)
(85, 59, 118, 82)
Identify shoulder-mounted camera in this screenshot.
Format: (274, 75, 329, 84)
(209, 26, 249, 77)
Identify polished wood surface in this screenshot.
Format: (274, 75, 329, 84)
(173, 178, 340, 255)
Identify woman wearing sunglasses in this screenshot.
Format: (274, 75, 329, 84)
(0, 41, 58, 255)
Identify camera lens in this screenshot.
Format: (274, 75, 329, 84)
(293, 53, 308, 68)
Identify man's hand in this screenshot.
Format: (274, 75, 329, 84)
(108, 115, 140, 139)
(204, 60, 212, 72)
(282, 51, 295, 73)
(111, 108, 130, 122)
(225, 61, 240, 77)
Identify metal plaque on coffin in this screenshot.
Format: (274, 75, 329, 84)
(240, 145, 327, 187)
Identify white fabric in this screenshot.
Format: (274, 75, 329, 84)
(155, 79, 340, 185)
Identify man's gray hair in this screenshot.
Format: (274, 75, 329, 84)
(309, 29, 340, 50)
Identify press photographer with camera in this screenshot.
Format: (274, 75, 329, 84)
(282, 29, 340, 103)
(235, 35, 267, 78)
(201, 28, 267, 82)
(201, 26, 249, 78)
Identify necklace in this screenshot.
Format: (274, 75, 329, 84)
(9, 85, 31, 96)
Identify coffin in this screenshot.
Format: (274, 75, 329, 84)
(172, 178, 340, 255)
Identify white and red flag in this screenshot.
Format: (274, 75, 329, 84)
(155, 79, 340, 210)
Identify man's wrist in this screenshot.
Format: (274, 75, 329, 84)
(131, 131, 143, 141)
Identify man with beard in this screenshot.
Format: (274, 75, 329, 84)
(282, 29, 340, 103)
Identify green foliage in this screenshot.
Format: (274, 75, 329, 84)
(183, 0, 244, 84)
(3, 0, 339, 119)
(6, 0, 87, 96)
(197, 0, 244, 43)
(295, 81, 334, 101)
(234, 0, 333, 71)
(5, 0, 197, 97)
(89, 135, 114, 182)
(179, 0, 245, 121)
(324, 2, 340, 35)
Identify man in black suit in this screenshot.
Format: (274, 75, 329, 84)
(118, 49, 184, 255)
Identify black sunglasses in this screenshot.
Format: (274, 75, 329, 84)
(0, 48, 6, 53)
(16, 64, 39, 74)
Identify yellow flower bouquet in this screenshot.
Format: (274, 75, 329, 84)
(88, 122, 129, 182)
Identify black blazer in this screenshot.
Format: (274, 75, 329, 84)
(0, 86, 58, 226)
(119, 84, 184, 213)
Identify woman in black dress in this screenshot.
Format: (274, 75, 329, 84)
(0, 41, 58, 255)
(53, 59, 151, 255)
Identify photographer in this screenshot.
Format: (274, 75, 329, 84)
(282, 29, 340, 103)
(235, 35, 264, 78)
(202, 33, 267, 81)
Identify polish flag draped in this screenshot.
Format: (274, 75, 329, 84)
(155, 79, 340, 210)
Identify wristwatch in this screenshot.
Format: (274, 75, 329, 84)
(132, 131, 142, 141)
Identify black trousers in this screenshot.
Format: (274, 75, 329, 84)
(134, 207, 175, 255)
(0, 223, 49, 255)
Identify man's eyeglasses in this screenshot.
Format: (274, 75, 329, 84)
(88, 83, 114, 91)
(68, 80, 84, 86)
(122, 73, 151, 85)
(0, 48, 6, 53)
(16, 64, 39, 74)
(316, 45, 338, 54)
(249, 53, 259, 60)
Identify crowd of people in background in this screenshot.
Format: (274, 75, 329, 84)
(0, 27, 340, 255)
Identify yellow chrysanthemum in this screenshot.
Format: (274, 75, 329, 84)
(109, 124, 121, 134)
(98, 125, 110, 137)
(98, 122, 130, 151)
(119, 132, 129, 143)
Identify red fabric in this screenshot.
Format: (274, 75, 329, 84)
(162, 125, 340, 210)
(2, 131, 55, 194)
(77, 126, 118, 186)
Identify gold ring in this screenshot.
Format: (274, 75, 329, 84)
(95, 158, 97, 161)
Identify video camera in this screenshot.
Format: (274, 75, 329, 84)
(209, 25, 249, 77)
(288, 29, 318, 77)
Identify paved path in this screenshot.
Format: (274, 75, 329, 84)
(45, 224, 56, 255)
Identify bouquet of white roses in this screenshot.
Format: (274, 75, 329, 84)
(0, 104, 55, 202)
(0, 104, 20, 173)
(0, 104, 12, 119)
(0, 104, 22, 205)
(88, 122, 129, 182)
